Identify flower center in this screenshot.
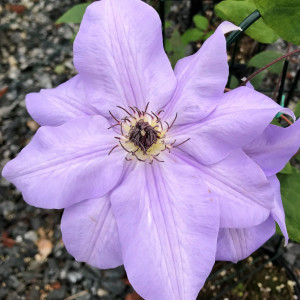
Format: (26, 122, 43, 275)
(128, 120, 159, 154)
(108, 104, 190, 163)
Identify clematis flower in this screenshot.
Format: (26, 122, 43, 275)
(217, 114, 300, 263)
(2, 0, 300, 299)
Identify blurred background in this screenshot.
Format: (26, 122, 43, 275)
(0, 0, 300, 299)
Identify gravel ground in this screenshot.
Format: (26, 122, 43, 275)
(0, 1, 300, 300)
(0, 1, 128, 299)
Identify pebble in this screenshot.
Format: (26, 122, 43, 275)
(46, 286, 67, 300)
(24, 230, 38, 242)
(97, 288, 109, 297)
(101, 281, 126, 295)
(67, 271, 83, 284)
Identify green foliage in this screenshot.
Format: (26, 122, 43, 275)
(228, 75, 239, 89)
(165, 14, 210, 66)
(278, 172, 300, 243)
(279, 162, 293, 175)
(180, 14, 210, 45)
(181, 28, 204, 45)
(193, 15, 209, 31)
(247, 51, 284, 89)
(56, 3, 90, 24)
(294, 101, 300, 118)
(165, 21, 172, 29)
(253, 0, 300, 45)
(271, 118, 281, 127)
(203, 31, 214, 40)
(248, 51, 283, 74)
(214, 0, 278, 43)
(249, 71, 265, 89)
(165, 29, 186, 68)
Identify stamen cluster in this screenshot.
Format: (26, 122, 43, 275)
(108, 104, 187, 163)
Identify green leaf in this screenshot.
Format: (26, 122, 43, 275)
(253, 0, 300, 45)
(294, 101, 300, 118)
(193, 15, 209, 31)
(56, 3, 90, 24)
(228, 75, 239, 89)
(277, 172, 300, 243)
(165, 21, 172, 29)
(181, 28, 204, 45)
(280, 162, 293, 175)
(249, 70, 265, 89)
(214, 0, 279, 43)
(295, 154, 300, 162)
(204, 30, 214, 40)
(248, 51, 283, 74)
(165, 40, 172, 53)
(271, 118, 281, 127)
(165, 29, 186, 68)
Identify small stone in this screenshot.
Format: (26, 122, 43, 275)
(0, 288, 8, 298)
(37, 73, 52, 89)
(24, 230, 38, 242)
(287, 280, 296, 287)
(67, 271, 83, 283)
(101, 281, 126, 295)
(283, 253, 296, 265)
(54, 64, 65, 74)
(46, 286, 67, 300)
(7, 275, 19, 289)
(8, 56, 17, 67)
(16, 236, 23, 243)
(37, 238, 53, 258)
(26, 120, 39, 132)
(0, 201, 16, 218)
(60, 269, 67, 280)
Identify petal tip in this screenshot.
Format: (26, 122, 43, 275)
(219, 21, 242, 34)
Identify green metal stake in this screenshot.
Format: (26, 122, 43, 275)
(275, 95, 286, 119)
(226, 9, 261, 48)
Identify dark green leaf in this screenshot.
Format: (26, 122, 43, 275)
(228, 75, 239, 89)
(203, 30, 214, 40)
(248, 51, 283, 74)
(165, 21, 172, 29)
(181, 28, 204, 45)
(294, 101, 300, 118)
(253, 0, 300, 45)
(279, 162, 293, 175)
(277, 172, 300, 243)
(215, 0, 279, 43)
(165, 29, 186, 68)
(193, 15, 209, 31)
(271, 118, 281, 127)
(56, 3, 90, 24)
(249, 71, 265, 89)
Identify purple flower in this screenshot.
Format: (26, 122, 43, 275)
(2, 0, 300, 299)
(217, 108, 300, 262)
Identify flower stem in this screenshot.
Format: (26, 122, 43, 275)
(241, 48, 300, 86)
(272, 43, 291, 101)
(226, 10, 261, 48)
(280, 114, 293, 125)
